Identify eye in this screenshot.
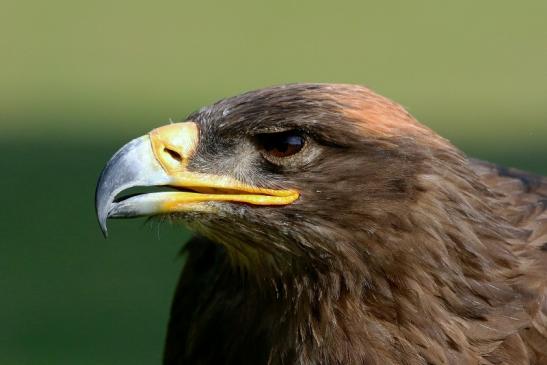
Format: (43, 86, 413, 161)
(255, 130, 306, 158)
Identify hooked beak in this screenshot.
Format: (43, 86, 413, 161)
(95, 122, 299, 237)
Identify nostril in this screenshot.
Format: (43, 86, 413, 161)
(163, 147, 183, 163)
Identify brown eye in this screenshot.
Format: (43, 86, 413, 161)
(256, 131, 305, 158)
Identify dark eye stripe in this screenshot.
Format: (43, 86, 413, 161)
(256, 131, 305, 158)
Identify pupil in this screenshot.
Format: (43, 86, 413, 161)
(272, 134, 301, 155)
(277, 141, 289, 152)
(257, 131, 304, 158)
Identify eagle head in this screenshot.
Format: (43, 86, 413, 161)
(96, 84, 460, 273)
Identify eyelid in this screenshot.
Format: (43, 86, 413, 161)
(250, 123, 309, 134)
(251, 128, 351, 152)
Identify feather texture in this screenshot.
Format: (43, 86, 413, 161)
(157, 84, 547, 364)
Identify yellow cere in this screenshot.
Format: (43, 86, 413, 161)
(149, 121, 199, 173)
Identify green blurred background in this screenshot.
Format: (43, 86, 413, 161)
(1, 1, 546, 364)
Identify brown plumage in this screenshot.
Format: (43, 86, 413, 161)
(96, 84, 547, 364)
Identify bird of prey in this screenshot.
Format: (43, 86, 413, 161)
(96, 84, 547, 365)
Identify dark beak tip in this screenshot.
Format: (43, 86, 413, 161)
(97, 208, 110, 238)
(95, 185, 111, 239)
(100, 221, 109, 238)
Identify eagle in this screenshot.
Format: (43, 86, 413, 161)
(95, 84, 547, 365)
